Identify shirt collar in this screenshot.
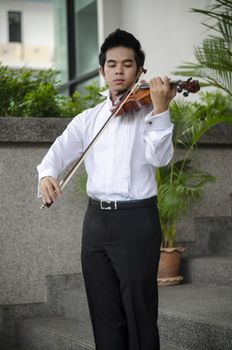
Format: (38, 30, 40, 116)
(100, 89, 113, 108)
(100, 89, 110, 97)
(100, 89, 126, 108)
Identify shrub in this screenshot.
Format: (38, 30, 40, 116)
(0, 64, 105, 117)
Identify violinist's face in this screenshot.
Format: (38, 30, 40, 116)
(100, 46, 142, 102)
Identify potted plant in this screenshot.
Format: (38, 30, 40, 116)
(157, 0, 232, 286)
(157, 92, 231, 286)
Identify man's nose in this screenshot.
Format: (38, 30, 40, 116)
(115, 65, 123, 74)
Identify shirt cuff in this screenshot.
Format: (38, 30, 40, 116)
(144, 109, 172, 131)
(38, 168, 58, 182)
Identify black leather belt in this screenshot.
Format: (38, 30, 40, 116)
(89, 196, 157, 210)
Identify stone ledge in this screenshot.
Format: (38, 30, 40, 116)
(199, 122, 232, 145)
(0, 117, 71, 143)
(0, 117, 231, 144)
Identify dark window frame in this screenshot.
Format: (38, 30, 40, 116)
(65, 0, 98, 95)
(8, 11, 22, 43)
(66, 0, 76, 95)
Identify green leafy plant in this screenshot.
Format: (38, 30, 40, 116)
(58, 83, 106, 118)
(157, 91, 232, 247)
(0, 64, 105, 117)
(0, 65, 60, 116)
(174, 0, 232, 95)
(20, 83, 61, 118)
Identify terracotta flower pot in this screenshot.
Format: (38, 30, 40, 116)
(157, 247, 185, 286)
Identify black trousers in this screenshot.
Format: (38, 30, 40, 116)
(81, 198, 162, 350)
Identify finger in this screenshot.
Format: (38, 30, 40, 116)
(40, 181, 55, 203)
(50, 178, 62, 197)
(42, 194, 52, 204)
(154, 76, 163, 87)
(163, 75, 170, 89)
(40, 177, 61, 201)
(149, 77, 160, 91)
(47, 186, 55, 202)
(41, 189, 52, 204)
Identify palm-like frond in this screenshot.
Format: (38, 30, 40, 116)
(175, 38, 232, 94)
(157, 163, 216, 247)
(170, 92, 232, 150)
(169, 100, 196, 148)
(158, 173, 215, 221)
(182, 92, 232, 145)
(174, 0, 232, 95)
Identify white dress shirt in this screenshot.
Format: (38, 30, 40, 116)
(37, 90, 174, 201)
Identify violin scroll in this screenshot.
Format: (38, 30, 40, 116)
(175, 77, 200, 97)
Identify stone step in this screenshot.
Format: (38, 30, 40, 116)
(63, 289, 89, 322)
(195, 216, 232, 256)
(16, 316, 187, 350)
(158, 283, 232, 350)
(63, 256, 232, 323)
(16, 317, 94, 350)
(17, 283, 232, 350)
(61, 283, 232, 349)
(181, 255, 232, 285)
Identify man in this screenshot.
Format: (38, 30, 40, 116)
(37, 29, 176, 350)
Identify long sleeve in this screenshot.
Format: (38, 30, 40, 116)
(143, 109, 174, 167)
(37, 113, 84, 196)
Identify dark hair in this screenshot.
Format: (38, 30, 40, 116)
(99, 29, 145, 68)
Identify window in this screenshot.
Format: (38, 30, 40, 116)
(60, 0, 99, 94)
(75, 0, 98, 78)
(8, 11, 22, 43)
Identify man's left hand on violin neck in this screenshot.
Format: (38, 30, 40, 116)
(149, 76, 177, 115)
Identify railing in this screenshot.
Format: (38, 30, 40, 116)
(57, 68, 99, 93)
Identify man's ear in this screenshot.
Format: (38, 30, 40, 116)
(137, 66, 144, 76)
(99, 66, 105, 77)
(135, 66, 146, 82)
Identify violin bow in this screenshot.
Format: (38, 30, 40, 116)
(40, 68, 147, 209)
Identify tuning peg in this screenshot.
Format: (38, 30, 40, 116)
(183, 91, 189, 97)
(177, 87, 182, 93)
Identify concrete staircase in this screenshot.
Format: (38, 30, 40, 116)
(13, 216, 232, 349)
(15, 273, 188, 350)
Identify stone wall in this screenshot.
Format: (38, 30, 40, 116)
(0, 117, 232, 306)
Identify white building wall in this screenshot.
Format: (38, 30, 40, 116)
(97, 0, 121, 45)
(0, 0, 54, 68)
(98, 0, 211, 90)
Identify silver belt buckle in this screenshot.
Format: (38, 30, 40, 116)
(100, 200, 117, 210)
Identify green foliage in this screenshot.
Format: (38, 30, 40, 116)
(81, 84, 107, 109)
(75, 171, 88, 197)
(174, 0, 232, 95)
(172, 91, 232, 149)
(157, 161, 216, 247)
(0, 65, 60, 116)
(0, 64, 105, 117)
(20, 84, 61, 118)
(157, 91, 232, 247)
(165, 0, 232, 246)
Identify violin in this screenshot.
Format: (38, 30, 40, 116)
(113, 78, 200, 116)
